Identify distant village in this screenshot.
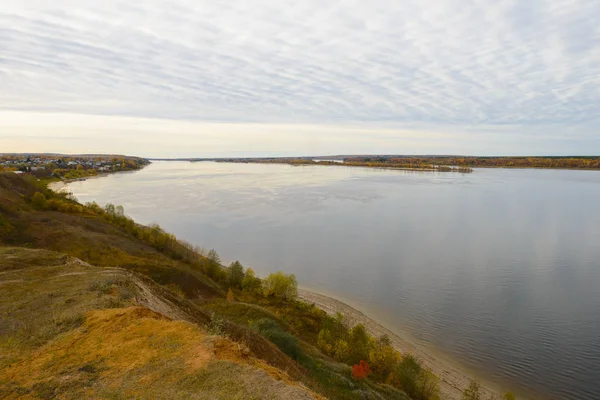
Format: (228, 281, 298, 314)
(0, 155, 150, 180)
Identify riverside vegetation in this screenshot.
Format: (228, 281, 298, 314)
(217, 154, 600, 172)
(0, 172, 516, 399)
(216, 157, 474, 173)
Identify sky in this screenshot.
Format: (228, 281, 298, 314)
(1, 0, 599, 157)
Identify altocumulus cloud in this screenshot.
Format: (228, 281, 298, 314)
(0, 0, 599, 156)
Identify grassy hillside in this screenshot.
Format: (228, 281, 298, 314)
(0, 248, 317, 399)
(0, 172, 221, 298)
(0, 172, 411, 400)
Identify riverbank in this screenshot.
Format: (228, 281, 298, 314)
(298, 289, 508, 400)
(48, 173, 113, 192)
(48, 180, 68, 192)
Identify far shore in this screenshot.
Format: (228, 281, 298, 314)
(298, 288, 517, 400)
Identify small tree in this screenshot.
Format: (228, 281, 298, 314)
(418, 369, 440, 400)
(242, 267, 262, 293)
(205, 249, 221, 278)
(348, 323, 371, 364)
(462, 381, 482, 400)
(207, 249, 220, 264)
(317, 328, 334, 355)
(227, 288, 235, 302)
(394, 354, 421, 396)
(228, 261, 245, 289)
(333, 339, 350, 362)
(105, 203, 116, 215)
(31, 192, 47, 209)
(263, 271, 298, 300)
(369, 334, 399, 379)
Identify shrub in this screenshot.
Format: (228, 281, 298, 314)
(369, 335, 399, 379)
(317, 328, 334, 354)
(392, 354, 440, 400)
(333, 339, 350, 362)
(352, 360, 371, 380)
(227, 288, 235, 302)
(241, 268, 262, 293)
(263, 271, 298, 300)
(254, 318, 302, 360)
(204, 249, 222, 278)
(348, 323, 371, 364)
(0, 215, 15, 236)
(462, 380, 482, 400)
(31, 192, 47, 209)
(418, 369, 441, 400)
(207, 312, 226, 336)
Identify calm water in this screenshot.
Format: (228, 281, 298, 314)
(66, 161, 600, 400)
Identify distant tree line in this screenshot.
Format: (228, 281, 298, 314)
(217, 157, 473, 173)
(345, 156, 600, 170)
(218, 155, 600, 171)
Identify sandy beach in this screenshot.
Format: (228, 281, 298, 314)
(298, 289, 507, 400)
(48, 173, 111, 193)
(48, 181, 68, 192)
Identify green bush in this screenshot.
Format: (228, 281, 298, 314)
(254, 318, 302, 360)
(241, 268, 262, 293)
(31, 192, 47, 209)
(392, 354, 439, 400)
(204, 249, 223, 280)
(263, 271, 298, 299)
(0, 215, 15, 236)
(348, 323, 371, 364)
(462, 380, 482, 400)
(368, 335, 399, 379)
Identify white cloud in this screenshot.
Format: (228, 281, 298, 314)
(0, 0, 599, 155)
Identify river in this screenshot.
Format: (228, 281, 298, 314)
(63, 161, 600, 400)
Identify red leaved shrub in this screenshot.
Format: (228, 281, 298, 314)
(352, 360, 371, 380)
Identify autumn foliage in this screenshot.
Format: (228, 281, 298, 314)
(352, 360, 371, 380)
(227, 288, 235, 302)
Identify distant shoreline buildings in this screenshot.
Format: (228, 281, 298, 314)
(0, 155, 150, 179)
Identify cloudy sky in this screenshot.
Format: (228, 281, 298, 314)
(1, 0, 599, 157)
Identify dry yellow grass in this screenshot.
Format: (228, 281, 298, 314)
(2, 307, 318, 399)
(0, 248, 318, 400)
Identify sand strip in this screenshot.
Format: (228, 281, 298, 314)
(48, 181, 68, 192)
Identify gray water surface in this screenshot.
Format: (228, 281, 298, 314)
(65, 161, 600, 400)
